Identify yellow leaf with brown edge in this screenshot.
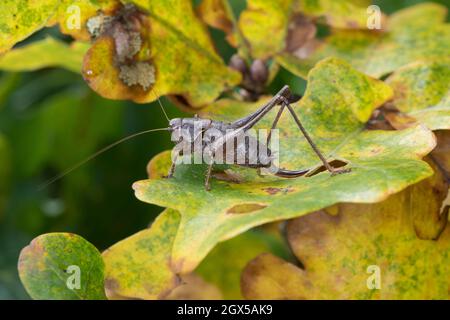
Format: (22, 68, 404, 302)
(296, 0, 386, 30)
(197, 0, 234, 41)
(241, 165, 450, 299)
(238, 0, 383, 59)
(47, 0, 119, 41)
(0, 0, 119, 54)
(277, 3, 450, 79)
(196, 229, 290, 299)
(84, 1, 241, 107)
(0, 0, 59, 54)
(165, 274, 223, 300)
(238, 0, 293, 59)
(385, 59, 450, 131)
(102, 208, 181, 300)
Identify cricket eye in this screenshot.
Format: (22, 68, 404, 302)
(169, 118, 182, 128)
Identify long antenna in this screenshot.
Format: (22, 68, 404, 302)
(38, 127, 169, 190)
(152, 88, 170, 122)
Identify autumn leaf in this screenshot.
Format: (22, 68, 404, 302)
(83, 1, 241, 107)
(0, 0, 59, 54)
(132, 58, 435, 277)
(164, 273, 223, 300)
(0, 37, 89, 73)
(196, 229, 289, 299)
(0, 0, 118, 53)
(18, 233, 106, 300)
(385, 59, 450, 131)
(296, 0, 383, 29)
(237, 0, 381, 59)
(277, 3, 450, 79)
(241, 160, 450, 299)
(197, 0, 237, 46)
(47, 0, 119, 41)
(102, 209, 181, 300)
(238, 0, 293, 59)
(432, 131, 450, 177)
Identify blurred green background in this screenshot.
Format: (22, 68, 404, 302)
(0, 0, 448, 299)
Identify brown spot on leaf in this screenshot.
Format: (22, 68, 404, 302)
(212, 170, 243, 184)
(262, 187, 295, 195)
(285, 14, 317, 53)
(384, 111, 419, 130)
(226, 203, 267, 214)
(346, 20, 359, 29)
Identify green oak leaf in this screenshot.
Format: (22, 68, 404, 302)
(132, 57, 436, 276)
(18, 233, 106, 300)
(241, 163, 450, 299)
(385, 59, 450, 131)
(0, 37, 89, 73)
(277, 3, 450, 79)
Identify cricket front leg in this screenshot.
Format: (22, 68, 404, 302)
(204, 163, 214, 191)
(166, 154, 179, 178)
(285, 103, 350, 175)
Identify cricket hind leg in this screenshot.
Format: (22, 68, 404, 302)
(281, 100, 350, 175)
(274, 167, 310, 178)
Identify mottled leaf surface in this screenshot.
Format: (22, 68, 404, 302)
(277, 3, 450, 79)
(241, 168, 450, 299)
(238, 0, 293, 59)
(18, 233, 106, 300)
(197, 230, 288, 299)
(297, 0, 382, 29)
(133, 58, 435, 275)
(0, 0, 117, 53)
(47, 0, 118, 41)
(0, 0, 59, 53)
(84, 0, 241, 107)
(385, 59, 450, 131)
(238, 0, 380, 59)
(102, 209, 181, 300)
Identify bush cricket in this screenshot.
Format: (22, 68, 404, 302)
(40, 85, 349, 191)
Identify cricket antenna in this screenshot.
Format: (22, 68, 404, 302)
(152, 88, 170, 122)
(38, 127, 170, 190)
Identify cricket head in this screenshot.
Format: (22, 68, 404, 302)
(169, 117, 213, 131)
(168, 118, 182, 131)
